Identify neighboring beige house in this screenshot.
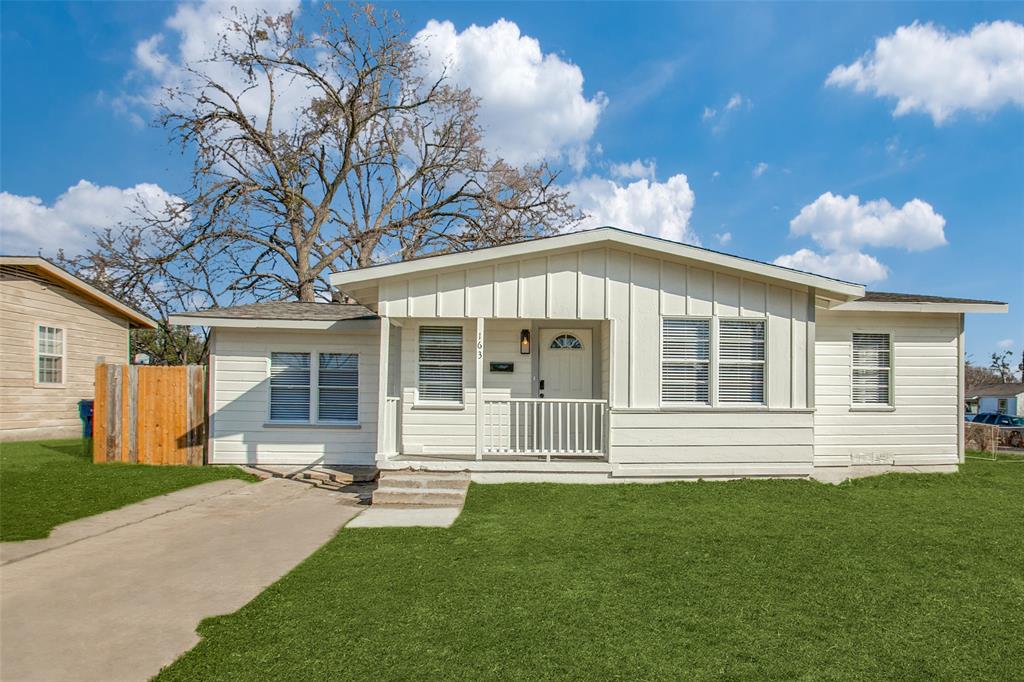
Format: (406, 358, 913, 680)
(171, 227, 1007, 482)
(0, 256, 157, 441)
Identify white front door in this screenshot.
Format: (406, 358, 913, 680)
(538, 329, 593, 399)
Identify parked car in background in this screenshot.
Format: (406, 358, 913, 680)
(972, 413, 1024, 448)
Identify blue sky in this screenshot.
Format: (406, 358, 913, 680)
(1, 1, 1021, 360)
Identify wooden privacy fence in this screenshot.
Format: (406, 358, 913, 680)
(93, 363, 206, 465)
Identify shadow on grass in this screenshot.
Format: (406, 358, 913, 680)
(39, 439, 93, 461)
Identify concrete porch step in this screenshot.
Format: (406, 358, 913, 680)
(372, 470, 470, 507)
(300, 467, 378, 484)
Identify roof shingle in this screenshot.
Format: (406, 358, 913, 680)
(182, 301, 377, 321)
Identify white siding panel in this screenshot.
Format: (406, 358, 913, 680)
(813, 310, 960, 466)
(210, 328, 380, 465)
(547, 252, 578, 319)
(518, 258, 547, 318)
(660, 261, 687, 315)
(437, 271, 466, 317)
(741, 280, 767, 317)
(714, 273, 740, 317)
(606, 250, 631, 407)
(466, 266, 494, 318)
(495, 262, 519, 318)
(767, 286, 792, 408)
(630, 255, 660, 408)
(409, 275, 437, 317)
(687, 267, 713, 316)
(579, 249, 607, 319)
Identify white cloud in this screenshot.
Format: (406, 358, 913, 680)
(609, 159, 656, 181)
(702, 106, 716, 121)
(789, 192, 946, 252)
(774, 191, 948, 283)
(568, 174, 697, 244)
(715, 231, 732, 246)
(773, 248, 889, 283)
(122, 0, 305, 129)
(997, 338, 1016, 350)
(827, 21, 1024, 124)
(0, 180, 183, 257)
(725, 94, 746, 111)
(412, 19, 607, 167)
(752, 162, 768, 178)
(711, 170, 720, 179)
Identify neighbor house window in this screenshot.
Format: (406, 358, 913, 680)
(851, 332, 892, 406)
(661, 319, 711, 404)
(37, 325, 64, 384)
(997, 398, 1009, 415)
(318, 353, 358, 422)
(718, 320, 766, 404)
(418, 325, 463, 403)
(269, 352, 311, 421)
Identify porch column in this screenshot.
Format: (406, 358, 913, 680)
(375, 316, 390, 460)
(474, 317, 485, 460)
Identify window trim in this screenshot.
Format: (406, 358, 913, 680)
(265, 349, 360, 426)
(35, 323, 66, 388)
(716, 317, 767, 407)
(849, 329, 894, 410)
(659, 316, 713, 407)
(415, 323, 466, 407)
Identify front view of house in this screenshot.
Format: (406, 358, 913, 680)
(172, 228, 1006, 481)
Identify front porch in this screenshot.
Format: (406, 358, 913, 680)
(374, 317, 611, 465)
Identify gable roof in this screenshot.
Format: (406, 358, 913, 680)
(833, 290, 1007, 313)
(328, 227, 867, 301)
(0, 256, 157, 328)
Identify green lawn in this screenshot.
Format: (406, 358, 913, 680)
(158, 459, 1024, 681)
(0, 439, 254, 541)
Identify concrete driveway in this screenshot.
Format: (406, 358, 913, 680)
(0, 477, 362, 682)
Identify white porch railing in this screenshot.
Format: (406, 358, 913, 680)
(382, 396, 401, 456)
(482, 398, 608, 460)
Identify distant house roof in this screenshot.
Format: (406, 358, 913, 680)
(0, 256, 157, 328)
(169, 301, 378, 329)
(966, 383, 1024, 399)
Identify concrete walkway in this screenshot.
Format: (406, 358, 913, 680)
(0, 478, 361, 682)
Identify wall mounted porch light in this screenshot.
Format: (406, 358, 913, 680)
(520, 329, 531, 355)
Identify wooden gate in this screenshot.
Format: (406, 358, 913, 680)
(93, 364, 206, 465)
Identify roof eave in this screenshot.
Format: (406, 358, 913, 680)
(328, 228, 865, 301)
(830, 301, 1009, 314)
(168, 314, 380, 330)
(1, 256, 158, 328)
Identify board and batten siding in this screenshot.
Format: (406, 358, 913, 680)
(0, 268, 130, 441)
(375, 246, 813, 410)
(209, 328, 379, 465)
(814, 310, 960, 467)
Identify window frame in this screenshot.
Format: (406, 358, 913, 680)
(716, 317, 767, 407)
(35, 323, 66, 388)
(659, 316, 713, 407)
(849, 330, 894, 410)
(266, 349, 360, 426)
(416, 324, 465, 407)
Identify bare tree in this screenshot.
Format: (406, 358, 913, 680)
(75, 3, 577, 307)
(990, 350, 1019, 383)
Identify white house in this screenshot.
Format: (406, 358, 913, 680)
(171, 228, 1007, 482)
(966, 383, 1024, 416)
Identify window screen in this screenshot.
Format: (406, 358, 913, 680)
(419, 326, 463, 402)
(661, 319, 711, 404)
(270, 352, 311, 421)
(37, 326, 64, 384)
(852, 332, 891, 405)
(718, 320, 765, 404)
(318, 353, 358, 422)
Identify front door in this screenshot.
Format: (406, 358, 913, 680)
(538, 329, 593, 399)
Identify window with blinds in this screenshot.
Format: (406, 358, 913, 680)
(718, 320, 765, 404)
(661, 319, 711, 404)
(419, 326, 463, 403)
(37, 325, 64, 384)
(318, 353, 358, 422)
(852, 332, 891, 405)
(270, 352, 311, 421)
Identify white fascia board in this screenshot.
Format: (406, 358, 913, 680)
(831, 301, 1008, 314)
(328, 228, 865, 300)
(169, 315, 380, 331)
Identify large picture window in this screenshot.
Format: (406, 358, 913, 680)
(37, 325, 64, 385)
(851, 332, 891, 406)
(269, 351, 360, 423)
(661, 319, 711, 404)
(418, 325, 464, 403)
(718, 319, 766, 404)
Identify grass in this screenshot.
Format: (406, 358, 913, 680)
(158, 459, 1024, 681)
(0, 438, 254, 541)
